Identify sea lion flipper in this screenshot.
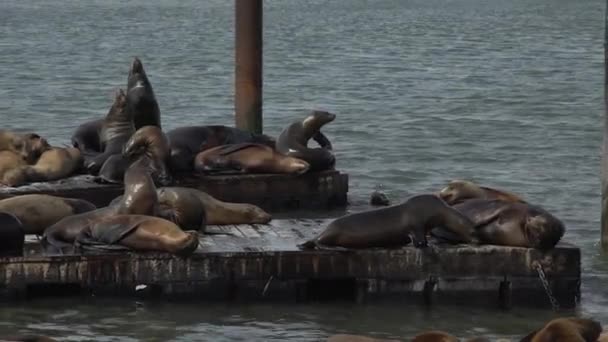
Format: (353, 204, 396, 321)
(312, 131, 332, 150)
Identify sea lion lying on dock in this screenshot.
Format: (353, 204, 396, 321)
(519, 317, 602, 342)
(98, 125, 172, 185)
(0, 194, 96, 235)
(438, 180, 526, 205)
(21, 146, 84, 182)
(432, 198, 565, 249)
(0, 151, 29, 186)
(194, 143, 310, 175)
(166, 125, 276, 173)
(276, 110, 336, 172)
(0, 130, 50, 164)
(80, 89, 134, 175)
(74, 215, 199, 256)
(0, 211, 24, 257)
(298, 194, 474, 250)
(126, 57, 161, 130)
(110, 186, 271, 226)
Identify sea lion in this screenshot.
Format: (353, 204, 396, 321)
(0, 211, 24, 257)
(276, 110, 336, 172)
(194, 143, 310, 175)
(0, 131, 50, 164)
(71, 118, 104, 153)
(98, 125, 172, 185)
(412, 331, 459, 342)
(126, 57, 161, 130)
(519, 317, 602, 342)
(83, 89, 134, 174)
(110, 186, 271, 226)
(166, 125, 276, 173)
(438, 180, 526, 206)
(298, 194, 474, 250)
(326, 334, 401, 342)
(0, 194, 96, 235)
(22, 147, 83, 182)
(0, 151, 28, 186)
(432, 198, 565, 249)
(370, 190, 390, 206)
(75, 215, 199, 256)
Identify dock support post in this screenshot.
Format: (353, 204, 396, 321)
(234, 0, 263, 134)
(498, 277, 512, 310)
(423, 277, 437, 306)
(602, 0, 608, 249)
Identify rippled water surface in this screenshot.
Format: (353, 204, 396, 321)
(0, 0, 605, 340)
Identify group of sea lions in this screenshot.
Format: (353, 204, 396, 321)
(326, 316, 608, 341)
(0, 57, 337, 188)
(299, 180, 565, 251)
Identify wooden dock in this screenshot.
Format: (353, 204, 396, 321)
(4, 219, 580, 309)
(0, 170, 349, 211)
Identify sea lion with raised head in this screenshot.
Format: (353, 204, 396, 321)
(71, 118, 104, 154)
(276, 110, 336, 172)
(438, 180, 526, 206)
(519, 317, 602, 342)
(82, 89, 134, 175)
(0, 211, 24, 257)
(75, 215, 199, 256)
(22, 147, 83, 182)
(126, 57, 161, 130)
(0, 194, 96, 235)
(166, 125, 276, 173)
(98, 125, 172, 185)
(194, 143, 310, 175)
(431, 199, 565, 249)
(299, 194, 474, 250)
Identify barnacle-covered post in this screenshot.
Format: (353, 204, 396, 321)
(234, 0, 263, 134)
(602, 0, 608, 249)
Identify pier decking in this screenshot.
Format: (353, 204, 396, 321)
(3, 219, 580, 309)
(0, 170, 349, 211)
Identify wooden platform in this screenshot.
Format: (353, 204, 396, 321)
(0, 170, 349, 211)
(3, 219, 581, 309)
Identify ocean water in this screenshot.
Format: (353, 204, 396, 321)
(0, 0, 605, 340)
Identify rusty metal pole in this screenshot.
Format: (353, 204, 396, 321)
(235, 0, 263, 134)
(602, 0, 608, 249)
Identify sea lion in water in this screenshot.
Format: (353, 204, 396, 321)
(276, 110, 336, 172)
(0, 194, 96, 235)
(75, 215, 199, 256)
(126, 57, 161, 130)
(98, 125, 172, 185)
(519, 317, 602, 342)
(71, 118, 104, 154)
(0, 335, 59, 342)
(22, 147, 83, 182)
(83, 89, 134, 174)
(432, 199, 565, 249)
(0, 131, 50, 164)
(194, 143, 310, 175)
(438, 180, 526, 206)
(110, 186, 271, 226)
(0, 211, 24, 257)
(298, 194, 474, 250)
(166, 125, 276, 173)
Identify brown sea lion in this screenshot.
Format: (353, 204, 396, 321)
(0, 151, 28, 186)
(194, 143, 310, 175)
(0, 335, 59, 342)
(412, 331, 459, 342)
(98, 125, 172, 185)
(326, 334, 401, 342)
(0, 194, 96, 235)
(0, 130, 50, 164)
(298, 194, 474, 250)
(126, 57, 161, 130)
(433, 198, 565, 249)
(166, 125, 276, 173)
(83, 89, 134, 174)
(22, 147, 83, 182)
(598, 332, 608, 342)
(438, 180, 526, 206)
(71, 117, 104, 153)
(519, 317, 602, 342)
(75, 215, 199, 256)
(276, 110, 336, 172)
(0, 211, 25, 257)
(110, 186, 270, 226)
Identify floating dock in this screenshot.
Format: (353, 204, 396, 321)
(3, 219, 580, 309)
(0, 170, 349, 211)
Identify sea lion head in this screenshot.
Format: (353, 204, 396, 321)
(17, 133, 51, 164)
(523, 211, 565, 250)
(279, 156, 310, 175)
(174, 230, 200, 257)
(438, 180, 485, 205)
(123, 128, 172, 186)
(127, 57, 151, 91)
(302, 110, 336, 132)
